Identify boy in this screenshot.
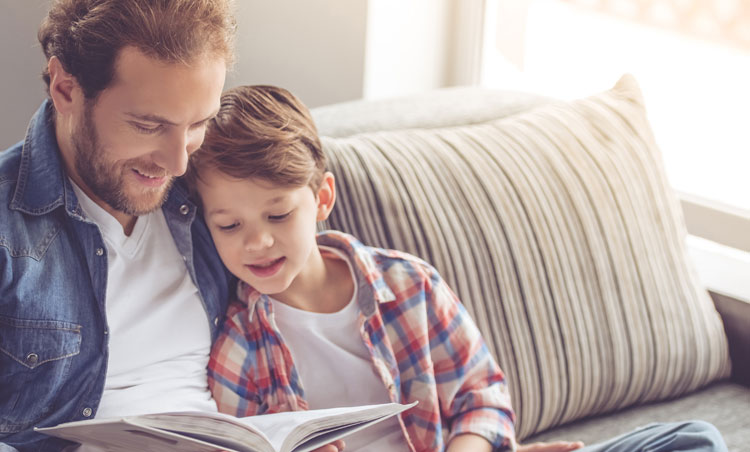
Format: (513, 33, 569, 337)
(186, 85, 516, 452)
(185, 86, 728, 452)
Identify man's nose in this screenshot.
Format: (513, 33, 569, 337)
(156, 128, 201, 176)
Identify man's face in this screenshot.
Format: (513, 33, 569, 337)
(69, 47, 226, 216)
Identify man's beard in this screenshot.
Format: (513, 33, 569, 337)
(72, 101, 173, 216)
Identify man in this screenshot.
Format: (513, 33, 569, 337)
(0, 2, 350, 451)
(0, 1, 231, 450)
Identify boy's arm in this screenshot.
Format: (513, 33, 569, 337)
(208, 308, 262, 417)
(446, 433, 494, 452)
(424, 266, 517, 452)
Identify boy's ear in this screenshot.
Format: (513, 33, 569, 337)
(48, 56, 83, 116)
(315, 172, 336, 222)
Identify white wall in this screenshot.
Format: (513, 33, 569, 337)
(227, 0, 368, 109)
(0, 0, 51, 150)
(0, 1, 476, 150)
(364, 0, 452, 100)
(0, 1, 370, 150)
(364, 0, 485, 100)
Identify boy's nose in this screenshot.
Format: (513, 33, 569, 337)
(244, 229, 273, 251)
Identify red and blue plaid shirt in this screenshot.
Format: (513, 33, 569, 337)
(208, 231, 516, 451)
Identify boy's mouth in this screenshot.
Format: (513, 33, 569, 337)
(246, 257, 286, 278)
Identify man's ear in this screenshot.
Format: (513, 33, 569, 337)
(315, 172, 336, 222)
(47, 56, 82, 115)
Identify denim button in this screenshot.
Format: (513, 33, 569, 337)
(179, 204, 190, 215)
(26, 353, 39, 366)
(95, 248, 104, 256)
(82, 407, 93, 417)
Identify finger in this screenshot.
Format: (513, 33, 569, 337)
(519, 441, 585, 452)
(311, 439, 346, 452)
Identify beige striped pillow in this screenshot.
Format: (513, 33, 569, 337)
(319, 75, 731, 439)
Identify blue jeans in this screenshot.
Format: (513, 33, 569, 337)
(580, 421, 728, 452)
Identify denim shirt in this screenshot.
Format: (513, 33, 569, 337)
(0, 101, 230, 451)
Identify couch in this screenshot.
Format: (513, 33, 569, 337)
(311, 75, 750, 450)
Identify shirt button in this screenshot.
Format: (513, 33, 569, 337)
(214, 317, 219, 326)
(179, 204, 190, 215)
(82, 407, 93, 417)
(95, 248, 104, 256)
(26, 353, 39, 366)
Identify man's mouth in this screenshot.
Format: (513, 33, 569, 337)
(132, 168, 168, 187)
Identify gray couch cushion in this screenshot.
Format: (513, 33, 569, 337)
(313, 86, 551, 137)
(317, 75, 732, 439)
(526, 382, 750, 451)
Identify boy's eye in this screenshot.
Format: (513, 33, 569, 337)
(268, 211, 292, 222)
(217, 222, 239, 231)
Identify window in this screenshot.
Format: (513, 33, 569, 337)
(481, 0, 750, 211)
(481, 0, 750, 299)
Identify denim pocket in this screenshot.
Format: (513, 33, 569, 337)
(0, 316, 81, 435)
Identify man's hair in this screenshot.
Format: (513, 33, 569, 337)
(38, 0, 236, 99)
(185, 85, 326, 199)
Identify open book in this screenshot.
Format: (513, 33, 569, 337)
(35, 402, 416, 452)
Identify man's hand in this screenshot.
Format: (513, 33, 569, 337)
(518, 441, 584, 452)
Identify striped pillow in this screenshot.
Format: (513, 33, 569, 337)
(319, 75, 731, 439)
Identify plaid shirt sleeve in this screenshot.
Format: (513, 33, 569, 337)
(423, 264, 517, 451)
(207, 302, 262, 417)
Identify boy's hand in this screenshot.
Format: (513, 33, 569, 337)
(446, 433, 493, 452)
(310, 440, 345, 451)
(518, 441, 585, 452)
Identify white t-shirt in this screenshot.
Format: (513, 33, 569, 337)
(269, 247, 409, 452)
(72, 183, 217, 419)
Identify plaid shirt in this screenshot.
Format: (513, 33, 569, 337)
(208, 231, 516, 452)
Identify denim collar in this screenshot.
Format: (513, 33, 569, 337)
(9, 100, 197, 220)
(10, 100, 70, 216)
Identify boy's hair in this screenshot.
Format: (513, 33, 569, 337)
(38, 0, 236, 100)
(185, 85, 326, 199)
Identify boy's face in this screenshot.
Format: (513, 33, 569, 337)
(197, 168, 334, 296)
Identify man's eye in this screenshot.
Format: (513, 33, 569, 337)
(268, 212, 291, 222)
(217, 222, 239, 231)
(132, 123, 163, 134)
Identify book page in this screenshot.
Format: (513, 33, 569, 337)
(241, 402, 417, 452)
(137, 411, 272, 452)
(36, 402, 416, 452)
(36, 419, 239, 452)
